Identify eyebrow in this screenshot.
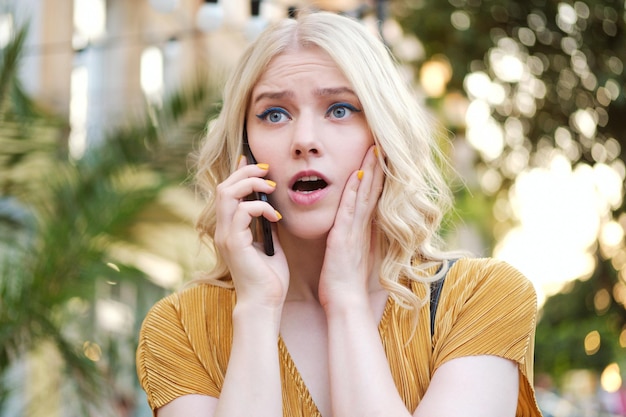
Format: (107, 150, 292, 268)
(314, 87, 358, 98)
(252, 86, 358, 104)
(252, 90, 294, 104)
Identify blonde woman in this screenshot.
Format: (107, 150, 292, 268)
(137, 11, 542, 417)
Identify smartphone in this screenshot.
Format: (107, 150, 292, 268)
(242, 132, 275, 256)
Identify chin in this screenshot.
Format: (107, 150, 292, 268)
(279, 218, 332, 242)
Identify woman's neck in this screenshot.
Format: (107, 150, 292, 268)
(278, 230, 327, 302)
(278, 228, 385, 303)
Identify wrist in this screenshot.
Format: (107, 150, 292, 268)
(233, 299, 283, 333)
(322, 290, 371, 318)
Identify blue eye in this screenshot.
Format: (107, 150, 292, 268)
(327, 103, 360, 119)
(256, 107, 290, 123)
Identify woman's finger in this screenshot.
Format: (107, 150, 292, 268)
(214, 161, 277, 253)
(220, 200, 281, 251)
(333, 145, 381, 234)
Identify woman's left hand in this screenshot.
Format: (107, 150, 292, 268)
(318, 145, 385, 311)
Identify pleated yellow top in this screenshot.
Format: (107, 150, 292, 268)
(136, 257, 542, 416)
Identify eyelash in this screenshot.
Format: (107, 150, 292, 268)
(256, 107, 289, 123)
(256, 103, 361, 123)
(327, 103, 360, 119)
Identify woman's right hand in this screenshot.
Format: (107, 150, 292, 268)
(213, 156, 289, 312)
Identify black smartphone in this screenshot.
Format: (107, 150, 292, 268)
(242, 132, 275, 256)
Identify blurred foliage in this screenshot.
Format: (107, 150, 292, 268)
(392, 0, 626, 379)
(0, 19, 219, 415)
(535, 255, 626, 380)
(392, 0, 625, 174)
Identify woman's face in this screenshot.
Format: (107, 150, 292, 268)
(246, 46, 374, 240)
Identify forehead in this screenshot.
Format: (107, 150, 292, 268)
(253, 46, 350, 89)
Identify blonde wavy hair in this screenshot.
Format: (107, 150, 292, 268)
(194, 11, 456, 311)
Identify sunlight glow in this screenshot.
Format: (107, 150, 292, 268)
(601, 363, 622, 393)
(0, 14, 13, 48)
(494, 154, 613, 304)
(594, 163, 624, 210)
(557, 2, 578, 33)
(572, 108, 598, 138)
(463, 27, 624, 306)
(135, 252, 183, 288)
(479, 168, 503, 195)
(141, 46, 164, 104)
(110, 245, 183, 289)
(464, 72, 492, 99)
(601, 221, 625, 248)
(464, 71, 507, 105)
(69, 66, 88, 159)
(465, 100, 504, 161)
(489, 39, 525, 83)
(73, 0, 106, 48)
(96, 299, 134, 334)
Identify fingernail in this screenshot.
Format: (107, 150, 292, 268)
(265, 179, 276, 187)
(238, 154, 245, 164)
(257, 163, 269, 170)
(357, 170, 364, 180)
(275, 210, 283, 220)
(374, 146, 379, 158)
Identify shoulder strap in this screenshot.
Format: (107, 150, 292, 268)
(430, 259, 458, 337)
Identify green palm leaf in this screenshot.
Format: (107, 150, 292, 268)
(1, 17, 219, 415)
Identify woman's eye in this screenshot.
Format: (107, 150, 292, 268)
(257, 107, 290, 123)
(327, 103, 360, 119)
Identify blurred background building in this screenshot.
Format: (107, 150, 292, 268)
(0, 0, 625, 416)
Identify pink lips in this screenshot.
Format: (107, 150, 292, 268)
(288, 170, 330, 206)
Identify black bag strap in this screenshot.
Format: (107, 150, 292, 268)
(430, 259, 458, 337)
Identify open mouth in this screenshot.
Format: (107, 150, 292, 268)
(292, 175, 328, 193)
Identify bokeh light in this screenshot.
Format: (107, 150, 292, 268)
(584, 330, 601, 355)
(600, 363, 622, 393)
(82, 341, 102, 362)
(419, 56, 452, 97)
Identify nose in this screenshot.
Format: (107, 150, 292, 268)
(290, 116, 322, 158)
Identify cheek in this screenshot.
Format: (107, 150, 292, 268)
(247, 135, 279, 164)
(246, 127, 289, 163)
(256, 147, 286, 171)
(334, 145, 370, 183)
(341, 132, 374, 163)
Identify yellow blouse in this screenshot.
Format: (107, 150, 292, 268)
(136, 257, 542, 416)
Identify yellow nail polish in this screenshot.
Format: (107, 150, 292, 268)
(374, 146, 379, 158)
(238, 154, 245, 164)
(275, 210, 283, 220)
(257, 163, 269, 170)
(357, 170, 364, 180)
(265, 179, 276, 187)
